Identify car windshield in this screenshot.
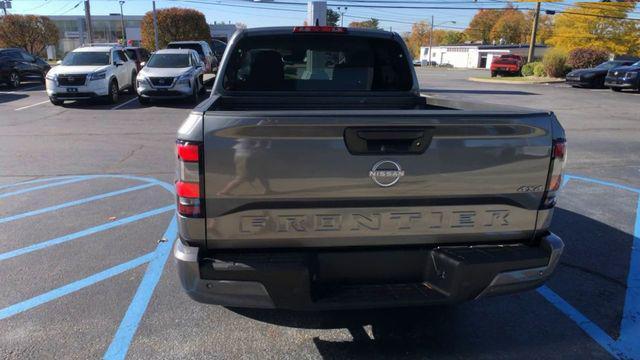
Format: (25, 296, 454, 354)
(62, 51, 110, 66)
(146, 53, 190, 68)
(596, 61, 625, 69)
(223, 34, 413, 92)
(167, 43, 204, 56)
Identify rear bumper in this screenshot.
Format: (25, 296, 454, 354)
(175, 233, 563, 310)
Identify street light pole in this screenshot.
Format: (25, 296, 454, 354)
(119, 0, 127, 44)
(337, 6, 347, 27)
(428, 18, 456, 66)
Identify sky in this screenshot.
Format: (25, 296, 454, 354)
(7, 0, 640, 34)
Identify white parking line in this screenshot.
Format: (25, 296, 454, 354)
(110, 97, 138, 110)
(14, 100, 50, 111)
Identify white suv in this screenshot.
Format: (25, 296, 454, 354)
(45, 44, 137, 105)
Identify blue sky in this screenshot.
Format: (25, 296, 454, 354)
(8, 0, 639, 34)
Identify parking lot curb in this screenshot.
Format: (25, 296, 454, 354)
(468, 77, 565, 85)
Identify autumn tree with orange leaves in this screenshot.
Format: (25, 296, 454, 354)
(140, 8, 211, 50)
(0, 15, 59, 56)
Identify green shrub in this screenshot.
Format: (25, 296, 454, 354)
(543, 50, 568, 78)
(533, 62, 546, 77)
(522, 62, 539, 77)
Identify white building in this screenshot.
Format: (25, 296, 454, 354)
(49, 15, 143, 57)
(420, 44, 548, 69)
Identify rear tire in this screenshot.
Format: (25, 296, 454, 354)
(490, 71, 497, 78)
(8, 71, 20, 88)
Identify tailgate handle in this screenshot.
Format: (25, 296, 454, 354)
(344, 127, 433, 155)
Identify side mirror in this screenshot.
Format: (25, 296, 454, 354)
(115, 60, 125, 66)
(56, 60, 62, 65)
(140, 61, 146, 67)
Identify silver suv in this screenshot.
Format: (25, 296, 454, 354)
(136, 49, 205, 104)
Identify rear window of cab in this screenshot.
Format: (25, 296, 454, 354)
(222, 34, 413, 92)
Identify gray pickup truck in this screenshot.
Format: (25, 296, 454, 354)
(173, 26, 567, 310)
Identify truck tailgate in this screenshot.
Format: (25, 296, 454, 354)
(202, 110, 553, 248)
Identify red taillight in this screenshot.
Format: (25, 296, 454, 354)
(176, 140, 203, 217)
(552, 140, 566, 159)
(176, 181, 200, 198)
(293, 26, 347, 33)
(542, 138, 567, 208)
(177, 141, 199, 162)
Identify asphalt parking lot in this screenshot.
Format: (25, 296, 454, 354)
(0, 68, 639, 359)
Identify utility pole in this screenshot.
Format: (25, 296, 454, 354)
(428, 15, 434, 66)
(527, 1, 541, 63)
(84, 0, 93, 44)
(119, 0, 127, 44)
(152, 0, 159, 51)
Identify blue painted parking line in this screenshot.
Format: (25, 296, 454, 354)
(537, 286, 620, 358)
(617, 194, 640, 356)
(539, 174, 640, 360)
(104, 216, 177, 360)
(0, 175, 98, 199)
(0, 205, 174, 262)
(0, 252, 154, 321)
(0, 176, 78, 191)
(0, 183, 156, 224)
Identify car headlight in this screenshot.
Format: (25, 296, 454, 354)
(136, 75, 149, 86)
(625, 72, 638, 79)
(177, 72, 193, 85)
(45, 72, 57, 81)
(89, 71, 106, 81)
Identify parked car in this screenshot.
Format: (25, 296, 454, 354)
(0, 48, 51, 88)
(167, 41, 218, 74)
(605, 60, 640, 92)
(211, 39, 227, 61)
(490, 54, 524, 77)
(124, 46, 150, 72)
(566, 60, 637, 88)
(412, 59, 421, 66)
(45, 44, 137, 105)
(136, 49, 205, 105)
(173, 26, 567, 310)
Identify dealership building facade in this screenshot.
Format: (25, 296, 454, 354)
(48, 15, 143, 57)
(47, 15, 240, 59)
(419, 44, 548, 69)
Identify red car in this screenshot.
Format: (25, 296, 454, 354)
(124, 47, 150, 72)
(490, 54, 524, 77)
